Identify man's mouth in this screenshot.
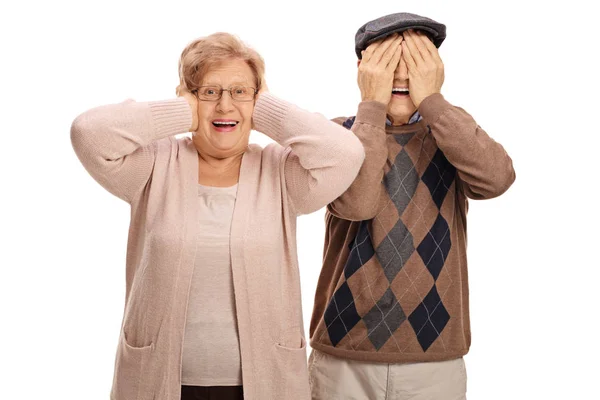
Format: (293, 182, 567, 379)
(392, 87, 409, 96)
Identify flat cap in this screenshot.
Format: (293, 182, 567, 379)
(355, 12, 446, 59)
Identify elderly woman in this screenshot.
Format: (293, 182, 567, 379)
(71, 33, 364, 400)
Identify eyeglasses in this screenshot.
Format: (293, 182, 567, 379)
(193, 86, 258, 102)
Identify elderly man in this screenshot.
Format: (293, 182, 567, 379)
(308, 12, 515, 400)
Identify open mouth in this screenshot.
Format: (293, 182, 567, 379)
(392, 88, 409, 96)
(212, 120, 239, 128)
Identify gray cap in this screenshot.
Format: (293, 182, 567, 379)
(355, 12, 446, 59)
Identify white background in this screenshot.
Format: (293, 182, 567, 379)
(1, 0, 599, 399)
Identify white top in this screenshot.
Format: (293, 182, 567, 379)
(181, 183, 241, 386)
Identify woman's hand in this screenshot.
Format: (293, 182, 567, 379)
(176, 85, 199, 132)
(252, 79, 269, 130)
(257, 79, 269, 98)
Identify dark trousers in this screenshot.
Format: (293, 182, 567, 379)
(181, 385, 243, 400)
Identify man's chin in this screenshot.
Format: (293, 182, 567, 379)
(387, 109, 416, 126)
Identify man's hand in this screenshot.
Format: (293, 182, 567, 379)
(358, 34, 403, 105)
(401, 30, 445, 108)
(176, 85, 199, 132)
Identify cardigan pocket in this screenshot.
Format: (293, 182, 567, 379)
(111, 332, 155, 400)
(272, 337, 310, 398)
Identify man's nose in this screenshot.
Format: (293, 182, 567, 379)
(395, 57, 409, 81)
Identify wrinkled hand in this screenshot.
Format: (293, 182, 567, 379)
(176, 85, 199, 132)
(401, 30, 445, 108)
(252, 78, 269, 130)
(257, 78, 269, 98)
(358, 34, 403, 104)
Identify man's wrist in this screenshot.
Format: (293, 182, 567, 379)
(361, 94, 389, 104)
(355, 100, 388, 127)
(417, 93, 450, 123)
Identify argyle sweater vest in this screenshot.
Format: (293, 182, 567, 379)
(309, 95, 515, 363)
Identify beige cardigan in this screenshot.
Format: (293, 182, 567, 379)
(70, 93, 365, 400)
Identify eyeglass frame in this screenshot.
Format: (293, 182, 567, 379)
(192, 85, 258, 102)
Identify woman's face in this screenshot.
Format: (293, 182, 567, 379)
(192, 59, 256, 158)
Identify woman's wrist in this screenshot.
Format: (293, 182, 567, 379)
(176, 86, 199, 132)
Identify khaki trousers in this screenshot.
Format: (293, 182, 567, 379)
(308, 349, 467, 400)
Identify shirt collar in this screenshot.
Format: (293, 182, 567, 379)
(386, 110, 422, 126)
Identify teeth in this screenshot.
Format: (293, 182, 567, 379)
(213, 121, 237, 126)
(392, 88, 409, 93)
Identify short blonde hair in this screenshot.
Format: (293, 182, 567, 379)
(177, 32, 265, 93)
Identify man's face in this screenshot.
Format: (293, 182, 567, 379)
(387, 37, 417, 125)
